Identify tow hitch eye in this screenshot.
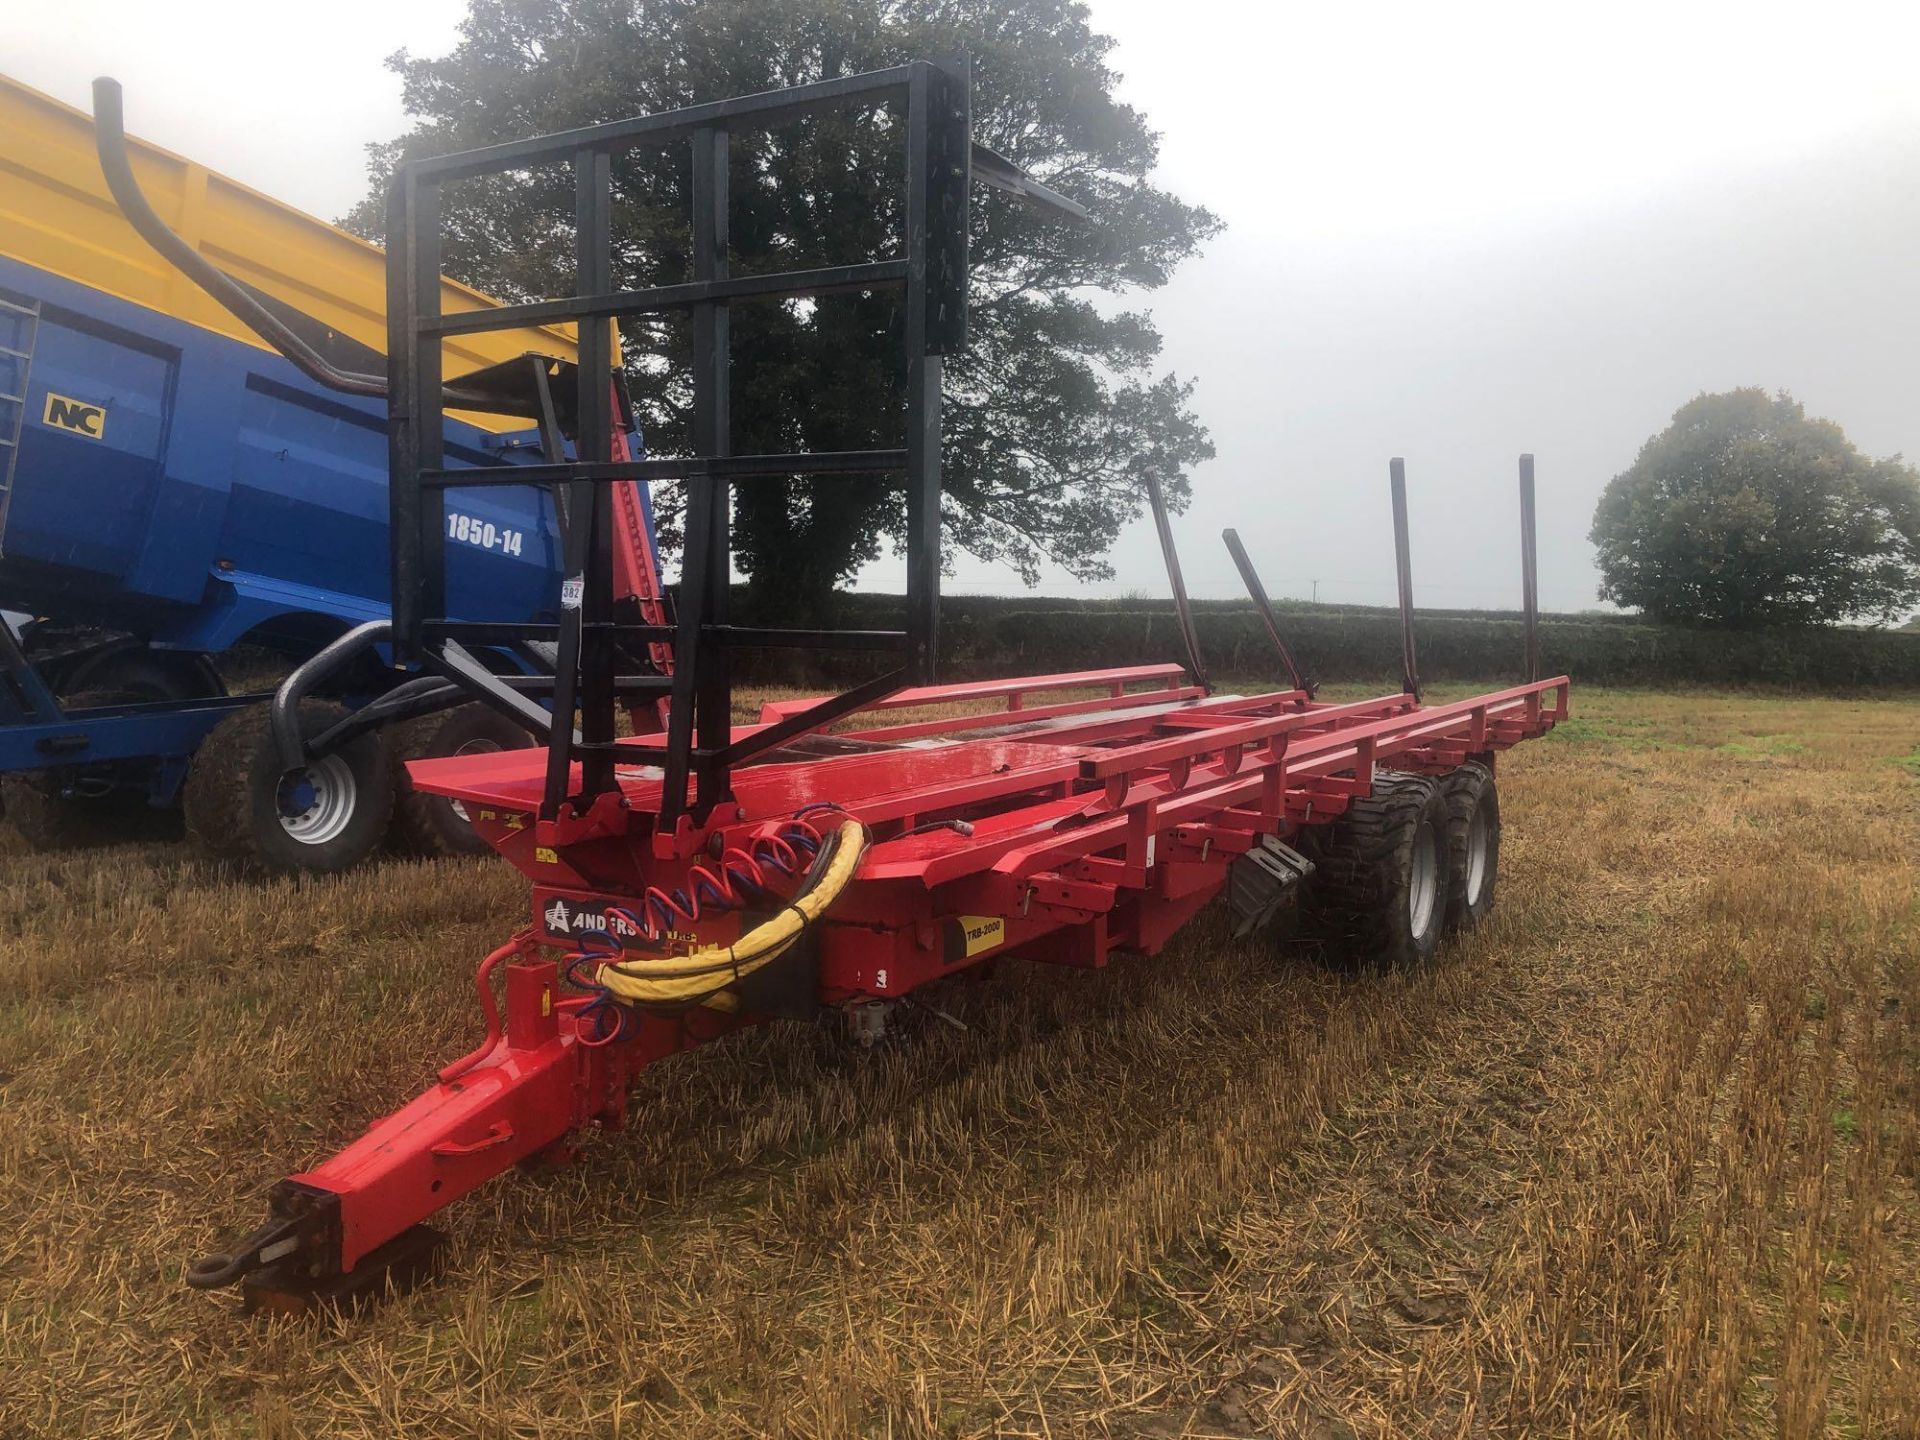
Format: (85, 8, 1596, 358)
(186, 1183, 340, 1293)
(185, 1239, 294, 1290)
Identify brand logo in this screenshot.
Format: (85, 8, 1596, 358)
(538, 894, 645, 943)
(42, 393, 105, 439)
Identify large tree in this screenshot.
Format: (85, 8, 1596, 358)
(347, 0, 1218, 619)
(1590, 389, 1920, 627)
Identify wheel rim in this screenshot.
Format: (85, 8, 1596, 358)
(276, 755, 357, 846)
(1408, 820, 1440, 940)
(444, 737, 504, 825)
(1464, 801, 1491, 907)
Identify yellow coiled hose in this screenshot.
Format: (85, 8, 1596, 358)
(594, 819, 866, 1007)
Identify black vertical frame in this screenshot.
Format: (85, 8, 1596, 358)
(574, 147, 618, 803)
(1144, 472, 1208, 691)
(1220, 527, 1308, 695)
(904, 56, 969, 683)
(901, 66, 939, 683)
(385, 174, 445, 662)
(385, 62, 976, 824)
(659, 127, 734, 824)
(690, 126, 733, 817)
(384, 178, 417, 660)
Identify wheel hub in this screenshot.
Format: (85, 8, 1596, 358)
(1408, 820, 1439, 940)
(1464, 803, 1490, 906)
(275, 756, 357, 846)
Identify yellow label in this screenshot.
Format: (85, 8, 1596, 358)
(541, 988, 552, 1017)
(535, 846, 559, 865)
(42, 393, 105, 439)
(958, 915, 1005, 956)
(504, 812, 527, 831)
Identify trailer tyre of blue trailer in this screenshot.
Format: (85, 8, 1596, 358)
(1, 647, 226, 848)
(183, 699, 393, 875)
(4, 689, 183, 847)
(57, 645, 225, 705)
(392, 704, 536, 857)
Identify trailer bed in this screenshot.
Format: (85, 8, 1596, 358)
(409, 669, 1568, 983)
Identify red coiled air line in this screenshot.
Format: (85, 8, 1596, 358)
(611, 817, 825, 948)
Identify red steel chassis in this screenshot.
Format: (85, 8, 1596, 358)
(218, 664, 1566, 1297)
(128, 59, 1569, 1307)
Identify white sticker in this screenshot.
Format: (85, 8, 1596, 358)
(560, 577, 584, 610)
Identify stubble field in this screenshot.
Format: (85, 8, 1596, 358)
(1, 682, 1916, 1438)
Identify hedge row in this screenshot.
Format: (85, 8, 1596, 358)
(728, 591, 1920, 690)
(937, 608, 1920, 688)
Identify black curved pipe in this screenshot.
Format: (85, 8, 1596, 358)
(269, 620, 391, 771)
(92, 78, 390, 398)
(92, 78, 499, 412)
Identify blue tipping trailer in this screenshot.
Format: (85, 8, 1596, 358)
(0, 253, 577, 869)
(0, 73, 654, 872)
(0, 254, 564, 658)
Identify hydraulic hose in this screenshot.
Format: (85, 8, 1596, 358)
(595, 819, 866, 1007)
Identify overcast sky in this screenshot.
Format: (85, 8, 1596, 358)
(13, 0, 1919, 612)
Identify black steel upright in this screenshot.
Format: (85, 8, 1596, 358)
(1388, 458, 1422, 703)
(382, 61, 985, 824)
(1518, 453, 1540, 684)
(1144, 473, 1209, 692)
(1220, 527, 1309, 695)
(659, 127, 734, 821)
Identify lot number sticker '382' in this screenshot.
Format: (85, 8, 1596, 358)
(447, 511, 525, 557)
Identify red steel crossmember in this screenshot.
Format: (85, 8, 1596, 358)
(254, 668, 1570, 1292)
(608, 426, 673, 677)
(606, 414, 674, 733)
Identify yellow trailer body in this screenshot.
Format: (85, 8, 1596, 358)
(0, 73, 575, 429)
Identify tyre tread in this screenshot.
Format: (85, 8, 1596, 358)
(1304, 770, 1449, 967)
(183, 701, 393, 875)
(390, 705, 532, 857)
(1440, 760, 1500, 930)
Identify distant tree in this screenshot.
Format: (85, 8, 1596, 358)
(347, 0, 1219, 619)
(1590, 389, 1920, 627)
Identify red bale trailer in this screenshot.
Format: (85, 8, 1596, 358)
(208, 665, 1563, 1309)
(144, 60, 1567, 1310)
